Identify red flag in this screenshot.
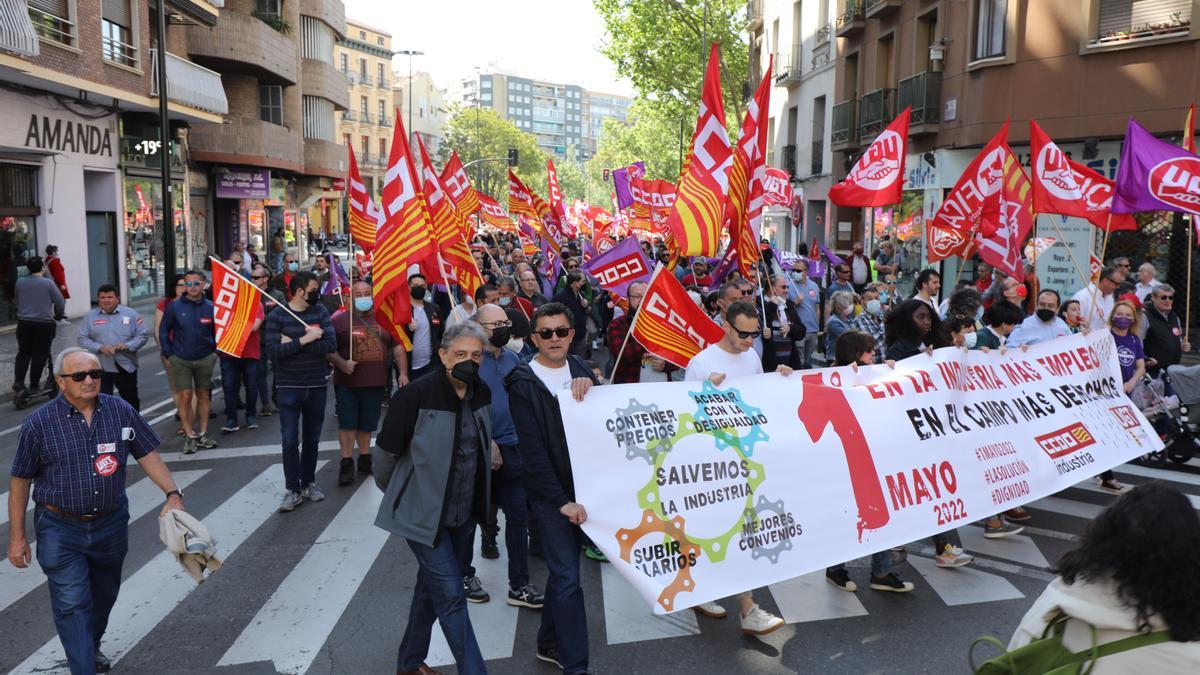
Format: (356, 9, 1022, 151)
(477, 194, 517, 232)
(828, 107, 910, 207)
(416, 137, 484, 298)
(1184, 104, 1197, 155)
(347, 146, 379, 252)
(630, 177, 677, 234)
(664, 43, 733, 257)
(374, 109, 437, 349)
(630, 264, 724, 368)
(762, 167, 796, 206)
(210, 258, 265, 357)
(726, 64, 772, 277)
(509, 169, 561, 248)
(440, 150, 482, 216)
(929, 122, 1012, 237)
(1029, 120, 1136, 231)
(547, 158, 569, 226)
(973, 146, 1035, 282)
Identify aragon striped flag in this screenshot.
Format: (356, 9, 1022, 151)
(210, 257, 264, 358)
(440, 150, 482, 216)
(508, 169, 542, 220)
(374, 109, 437, 349)
(725, 60, 773, 277)
(347, 146, 379, 251)
(630, 263, 724, 368)
(415, 136, 484, 299)
(664, 43, 733, 257)
(477, 194, 518, 232)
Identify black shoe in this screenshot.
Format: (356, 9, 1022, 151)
(481, 534, 499, 560)
(357, 453, 373, 476)
(825, 567, 857, 592)
(535, 646, 562, 669)
(338, 458, 354, 486)
(94, 650, 112, 672)
(463, 575, 489, 603)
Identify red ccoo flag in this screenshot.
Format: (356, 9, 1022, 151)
(440, 150, 482, 216)
(347, 146, 379, 251)
(1029, 120, 1135, 231)
(828, 107, 910, 207)
(211, 257, 265, 357)
(477, 194, 517, 232)
(416, 137, 484, 299)
(630, 264, 724, 368)
(664, 43, 733, 257)
(726, 62, 772, 277)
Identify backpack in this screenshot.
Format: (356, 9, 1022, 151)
(969, 612, 1170, 675)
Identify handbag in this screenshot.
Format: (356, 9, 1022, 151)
(969, 612, 1170, 675)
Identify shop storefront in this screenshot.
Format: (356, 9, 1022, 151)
(122, 131, 189, 302)
(0, 164, 38, 324)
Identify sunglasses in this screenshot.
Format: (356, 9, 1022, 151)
(734, 329, 762, 339)
(183, 281, 203, 287)
(252, 275, 269, 280)
(62, 369, 103, 382)
(1157, 295, 1174, 301)
(534, 327, 571, 339)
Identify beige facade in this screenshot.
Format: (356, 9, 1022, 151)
(396, 71, 448, 158)
(335, 19, 392, 199)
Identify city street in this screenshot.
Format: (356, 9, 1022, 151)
(2, 346, 1197, 674)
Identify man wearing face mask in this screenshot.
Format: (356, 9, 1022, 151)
(498, 275, 536, 320)
(448, 283, 500, 329)
(265, 271, 337, 512)
(1008, 290, 1071, 347)
(851, 287, 887, 362)
(791, 261, 821, 369)
(405, 273, 444, 382)
(327, 281, 408, 486)
(375, 322, 492, 675)
(269, 253, 300, 295)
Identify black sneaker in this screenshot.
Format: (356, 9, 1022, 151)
(337, 458, 354, 486)
(94, 650, 112, 673)
(507, 583, 545, 609)
(825, 567, 857, 592)
(356, 453, 373, 476)
(463, 575, 489, 603)
(869, 573, 915, 593)
(481, 534, 500, 559)
(535, 646, 562, 669)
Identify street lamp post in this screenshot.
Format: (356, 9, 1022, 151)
(397, 49, 424, 144)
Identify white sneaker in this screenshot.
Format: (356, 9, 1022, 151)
(934, 544, 974, 568)
(693, 600, 727, 618)
(739, 604, 784, 635)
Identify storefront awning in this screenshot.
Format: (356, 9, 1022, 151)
(0, 0, 40, 58)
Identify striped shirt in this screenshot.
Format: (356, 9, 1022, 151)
(264, 302, 336, 388)
(10, 394, 160, 515)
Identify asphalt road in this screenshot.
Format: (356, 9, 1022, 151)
(2, 346, 1198, 674)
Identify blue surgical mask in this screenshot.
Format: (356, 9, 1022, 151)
(499, 296, 512, 307)
(287, 261, 298, 272)
(879, 290, 890, 304)
(963, 331, 979, 349)
(353, 297, 373, 312)
(866, 299, 882, 316)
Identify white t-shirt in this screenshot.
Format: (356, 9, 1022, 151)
(684, 343, 763, 382)
(410, 304, 432, 369)
(530, 358, 572, 392)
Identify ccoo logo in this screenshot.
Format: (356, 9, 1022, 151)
(848, 130, 902, 190)
(1148, 156, 1200, 212)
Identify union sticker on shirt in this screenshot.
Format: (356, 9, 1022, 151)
(97, 442, 117, 454)
(94, 454, 119, 477)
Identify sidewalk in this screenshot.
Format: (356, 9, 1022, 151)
(0, 297, 162, 401)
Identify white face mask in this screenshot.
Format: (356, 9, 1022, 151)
(963, 332, 978, 349)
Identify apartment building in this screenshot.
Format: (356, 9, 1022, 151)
(335, 19, 391, 198)
(1, 0, 227, 315)
(395, 71, 447, 158)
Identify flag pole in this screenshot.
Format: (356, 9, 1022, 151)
(209, 256, 309, 328)
(1087, 214, 1114, 326)
(1046, 215, 1093, 291)
(348, 229, 354, 363)
(1187, 214, 1194, 343)
(609, 263, 659, 382)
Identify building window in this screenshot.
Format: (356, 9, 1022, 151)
(359, 58, 367, 80)
(343, 133, 351, 146)
(102, 1, 137, 67)
(376, 36, 383, 45)
(260, 85, 283, 125)
(27, 0, 74, 47)
(360, 96, 368, 116)
(377, 99, 386, 122)
(378, 137, 387, 158)
(359, 30, 366, 40)
(340, 53, 348, 72)
(973, 0, 1007, 60)
(361, 135, 369, 159)
(377, 62, 386, 87)
(1096, 0, 1191, 43)
(256, 0, 281, 19)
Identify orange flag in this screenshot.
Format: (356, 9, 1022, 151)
(477, 194, 517, 232)
(665, 43, 732, 257)
(630, 264, 723, 368)
(725, 61, 772, 277)
(416, 137, 484, 299)
(347, 146, 379, 252)
(440, 150, 482, 216)
(211, 258, 264, 357)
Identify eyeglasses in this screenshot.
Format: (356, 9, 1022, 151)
(480, 320, 512, 329)
(62, 369, 103, 383)
(183, 281, 203, 287)
(734, 329, 762, 339)
(252, 275, 269, 280)
(1157, 295, 1174, 301)
(741, 290, 754, 296)
(534, 327, 572, 339)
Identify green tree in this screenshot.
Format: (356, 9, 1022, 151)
(436, 105, 546, 201)
(590, 101, 689, 188)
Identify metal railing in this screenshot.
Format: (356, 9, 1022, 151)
(775, 46, 803, 84)
(896, 71, 942, 126)
(103, 35, 137, 68)
(377, 76, 388, 88)
(836, 1, 864, 32)
(782, 144, 797, 178)
(378, 114, 391, 127)
(342, 110, 357, 121)
(150, 49, 229, 115)
(811, 140, 824, 175)
(815, 23, 831, 45)
(831, 99, 858, 146)
(27, 8, 73, 46)
(360, 111, 373, 124)
(859, 87, 896, 138)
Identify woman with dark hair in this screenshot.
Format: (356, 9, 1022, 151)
(1010, 483, 1200, 670)
(884, 299, 948, 361)
(1059, 299, 1085, 334)
(946, 286, 983, 327)
(553, 269, 591, 357)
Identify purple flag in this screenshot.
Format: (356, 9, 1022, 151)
(612, 161, 646, 210)
(818, 243, 844, 266)
(322, 251, 351, 296)
(580, 236, 651, 298)
(538, 236, 560, 283)
(708, 246, 739, 291)
(1112, 117, 1200, 215)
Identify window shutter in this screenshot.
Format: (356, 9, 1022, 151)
(1099, 0, 1191, 37)
(102, 0, 131, 28)
(28, 0, 69, 17)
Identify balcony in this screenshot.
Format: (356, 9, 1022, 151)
(183, 9, 298, 85)
(379, 114, 392, 127)
(302, 58, 349, 110)
(377, 76, 389, 88)
(342, 110, 357, 121)
(782, 144, 797, 178)
(859, 87, 896, 139)
(836, 1, 865, 38)
(774, 46, 802, 87)
(150, 49, 229, 115)
(299, 0, 348, 38)
(864, 0, 902, 19)
(747, 0, 764, 29)
(360, 111, 373, 124)
(815, 23, 832, 46)
(305, 137, 346, 178)
(190, 118, 303, 172)
(896, 71, 942, 132)
(831, 99, 858, 150)
(811, 140, 825, 175)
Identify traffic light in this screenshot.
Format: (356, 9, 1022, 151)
(508, 148, 519, 167)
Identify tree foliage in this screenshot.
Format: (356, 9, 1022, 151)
(436, 105, 546, 201)
(588, 101, 687, 187)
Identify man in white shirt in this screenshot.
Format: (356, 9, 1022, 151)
(913, 269, 941, 313)
(1134, 262, 1162, 302)
(683, 300, 792, 636)
(1071, 267, 1119, 332)
(1008, 290, 1072, 346)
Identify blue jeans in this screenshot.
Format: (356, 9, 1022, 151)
(35, 503, 129, 675)
(256, 348, 273, 412)
(398, 522, 485, 674)
(466, 445, 530, 588)
(277, 386, 327, 492)
(827, 551, 891, 578)
(531, 499, 588, 674)
(219, 355, 258, 426)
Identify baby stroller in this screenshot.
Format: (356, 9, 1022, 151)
(1133, 365, 1200, 466)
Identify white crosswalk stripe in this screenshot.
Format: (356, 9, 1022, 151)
(907, 555, 1025, 606)
(767, 570, 869, 623)
(601, 562, 701, 644)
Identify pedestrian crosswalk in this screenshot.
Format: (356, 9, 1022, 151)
(1, 456, 1198, 674)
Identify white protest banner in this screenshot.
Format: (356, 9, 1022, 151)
(559, 331, 1161, 614)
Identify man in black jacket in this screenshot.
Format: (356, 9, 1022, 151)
(1144, 283, 1190, 379)
(406, 273, 444, 381)
(506, 302, 596, 674)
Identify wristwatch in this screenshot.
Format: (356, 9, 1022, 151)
(166, 489, 184, 499)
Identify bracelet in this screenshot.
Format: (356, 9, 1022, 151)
(166, 489, 183, 499)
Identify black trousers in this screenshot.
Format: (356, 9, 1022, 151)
(14, 320, 55, 390)
(100, 364, 140, 411)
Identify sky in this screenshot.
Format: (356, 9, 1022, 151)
(341, 0, 634, 96)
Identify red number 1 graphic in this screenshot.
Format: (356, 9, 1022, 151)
(796, 373, 890, 540)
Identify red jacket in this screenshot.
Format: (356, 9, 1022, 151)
(47, 255, 68, 299)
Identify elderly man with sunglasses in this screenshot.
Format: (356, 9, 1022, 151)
(1143, 284, 1190, 380)
(8, 347, 185, 674)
